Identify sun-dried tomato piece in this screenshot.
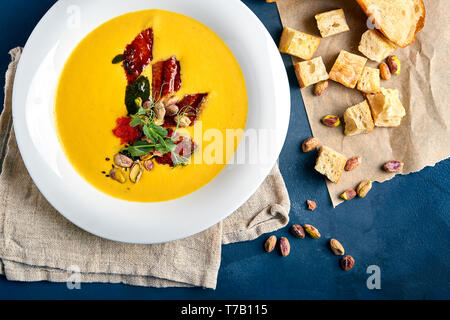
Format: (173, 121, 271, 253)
(152, 56, 181, 101)
(123, 28, 153, 84)
(163, 93, 208, 128)
(178, 93, 208, 123)
(164, 57, 182, 97)
(152, 61, 164, 100)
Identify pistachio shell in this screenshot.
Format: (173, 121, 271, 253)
(379, 62, 391, 80)
(321, 115, 340, 127)
(340, 255, 355, 271)
(383, 160, 404, 173)
(302, 137, 320, 152)
(175, 115, 191, 128)
(165, 104, 179, 116)
(134, 97, 143, 107)
(154, 104, 166, 120)
(143, 159, 154, 171)
(162, 96, 179, 107)
(114, 153, 134, 168)
(129, 163, 144, 183)
(278, 237, 290, 257)
(140, 153, 153, 161)
(264, 235, 277, 253)
(356, 180, 373, 198)
(387, 56, 401, 75)
(304, 224, 321, 239)
(329, 239, 345, 255)
(314, 80, 329, 96)
(110, 166, 127, 184)
(340, 189, 356, 201)
(143, 100, 153, 109)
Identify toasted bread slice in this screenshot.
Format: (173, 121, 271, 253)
(314, 146, 347, 184)
(294, 56, 329, 88)
(356, 0, 425, 47)
(344, 100, 375, 136)
(279, 27, 321, 60)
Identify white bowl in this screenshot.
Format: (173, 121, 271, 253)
(12, 0, 290, 244)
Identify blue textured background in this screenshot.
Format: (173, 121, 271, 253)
(0, 0, 449, 300)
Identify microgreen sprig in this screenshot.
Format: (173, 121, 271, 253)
(173, 105, 197, 135)
(122, 94, 198, 166)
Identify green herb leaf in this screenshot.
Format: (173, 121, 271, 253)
(129, 115, 144, 127)
(156, 138, 176, 154)
(148, 122, 168, 138)
(124, 141, 155, 157)
(125, 76, 150, 115)
(142, 125, 155, 142)
(112, 54, 125, 64)
(136, 107, 148, 116)
(141, 121, 167, 143)
(135, 97, 143, 108)
(170, 148, 192, 167)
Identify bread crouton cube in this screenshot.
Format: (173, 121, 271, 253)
(329, 50, 367, 88)
(314, 146, 347, 184)
(357, 66, 380, 94)
(344, 100, 375, 136)
(358, 29, 397, 62)
(279, 27, 321, 60)
(315, 9, 350, 38)
(294, 57, 329, 88)
(366, 88, 406, 127)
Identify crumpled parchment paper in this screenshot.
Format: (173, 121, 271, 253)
(276, 0, 450, 206)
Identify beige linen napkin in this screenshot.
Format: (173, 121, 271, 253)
(0, 48, 290, 289)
